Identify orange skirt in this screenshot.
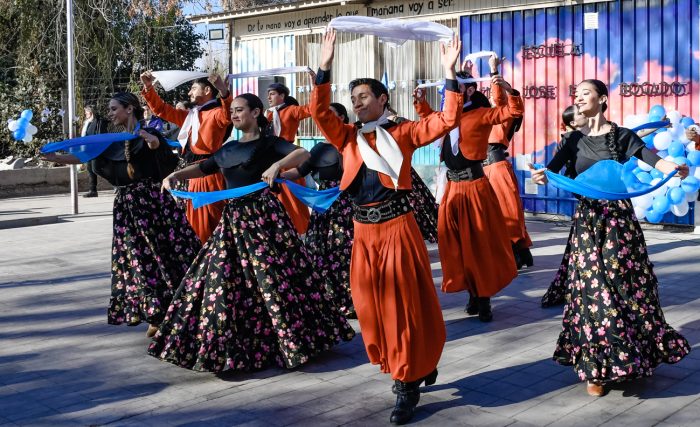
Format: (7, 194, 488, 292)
(483, 161, 532, 248)
(438, 177, 517, 297)
(186, 172, 226, 243)
(277, 177, 310, 235)
(351, 213, 445, 382)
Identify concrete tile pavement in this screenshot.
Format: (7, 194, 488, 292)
(0, 194, 699, 426)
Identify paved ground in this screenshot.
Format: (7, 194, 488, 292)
(1, 192, 700, 426)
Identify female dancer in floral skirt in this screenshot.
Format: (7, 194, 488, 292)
(281, 102, 355, 318)
(530, 80, 690, 396)
(41, 93, 201, 337)
(152, 93, 355, 373)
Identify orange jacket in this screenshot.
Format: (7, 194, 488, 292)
(311, 82, 462, 192)
(266, 104, 312, 143)
(415, 83, 523, 160)
(142, 86, 232, 155)
(488, 83, 520, 147)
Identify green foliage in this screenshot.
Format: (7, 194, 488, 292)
(0, 0, 204, 159)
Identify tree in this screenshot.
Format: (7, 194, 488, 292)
(0, 0, 203, 158)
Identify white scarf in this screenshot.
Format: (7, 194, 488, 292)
(356, 110, 403, 189)
(81, 117, 93, 137)
(177, 99, 219, 149)
(435, 101, 471, 155)
(267, 104, 285, 137)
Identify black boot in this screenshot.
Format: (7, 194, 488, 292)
(478, 297, 493, 322)
(518, 247, 534, 268)
(512, 244, 524, 269)
(465, 293, 478, 315)
(390, 380, 420, 425)
(392, 368, 438, 394)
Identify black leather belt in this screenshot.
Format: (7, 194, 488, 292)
(483, 145, 509, 166)
(446, 164, 485, 182)
(353, 194, 412, 224)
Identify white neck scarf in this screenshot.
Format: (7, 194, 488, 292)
(177, 99, 219, 148)
(435, 101, 471, 155)
(266, 104, 285, 137)
(356, 110, 403, 189)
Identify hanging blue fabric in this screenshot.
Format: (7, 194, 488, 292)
(40, 132, 137, 163)
(281, 179, 341, 213)
(532, 160, 677, 200)
(40, 123, 144, 163)
(630, 120, 670, 132)
(166, 139, 181, 148)
(170, 179, 342, 213)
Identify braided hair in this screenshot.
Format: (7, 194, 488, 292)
(579, 79, 620, 161)
(110, 92, 145, 179)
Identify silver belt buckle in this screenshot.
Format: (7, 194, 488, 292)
(463, 168, 474, 180)
(366, 207, 382, 223)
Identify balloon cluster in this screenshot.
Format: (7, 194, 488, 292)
(623, 105, 700, 223)
(7, 109, 39, 143)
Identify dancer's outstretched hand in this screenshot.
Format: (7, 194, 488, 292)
(440, 34, 461, 79)
(161, 174, 178, 193)
(320, 29, 336, 71)
(307, 68, 317, 87)
(528, 163, 548, 185)
(262, 162, 281, 187)
(140, 70, 155, 90)
(412, 87, 426, 104)
(208, 74, 230, 98)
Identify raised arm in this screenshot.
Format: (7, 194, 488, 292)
(140, 71, 189, 126)
(310, 30, 355, 149)
(413, 87, 433, 119)
(208, 74, 234, 128)
(406, 34, 463, 147)
(476, 76, 523, 126)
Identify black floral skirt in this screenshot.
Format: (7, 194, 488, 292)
(109, 180, 201, 326)
(408, 167, 439, 243)
(148, 188, 356, 373)
(541, 224, 574, 307)
(305, 180, 355, 317)
(553, 197, 690, 383)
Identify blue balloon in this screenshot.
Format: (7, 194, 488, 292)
(650, 169, 663, 179)
(637, 172, 654, 184)
(642, 134, 655, 148)
(672, 157, 688, 166)
(20, 109, 33, 121)
(17, 117, 29, 127)
(657, 150, 669, 158)
(645, 208, 664, 223)
(687, 151, 700, 167)
(652, 196, 670, 214)
(632, 166, 643, 175)
(681, 176, 700, 193)
(667, 187, 685, 205)
(668, 141, 685, 157)
(636, 171, 653, 184)
(12, 128, 26, 140)
(649, 105, 666, 120)
(680, 117, 695, 129)
(656, 127, 667, 133)
(623, 160, 637, 172)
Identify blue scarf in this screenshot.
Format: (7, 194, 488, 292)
(170, 178, 341, 213)
(40, 124, 144, 163)
(533, 159, 677, 200)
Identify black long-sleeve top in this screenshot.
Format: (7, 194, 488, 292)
(547, 127, 662, 177)
(92, 127, 173, 186)
(198, 135, 298, 188)
(296, 143, 343, 182)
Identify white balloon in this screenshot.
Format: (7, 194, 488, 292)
(22, 134, 33, 143)
(633, 193, 654, 210)
(638, 159, 653, 171)
(667, 110, 682, 124)
(634, 205, 647, 220)
(668, 125, 684, 139)
(694, 167, 700, 179)
(654, 132, 673, 150)
(688, 142, 698, 152)
(8, 120, 19, 132)
(671, 199, 689, 216)
(667, 177, 682, 188)
(26, 124, 38, 135)
(649, 178, 667, 198)
(686, 191, 698, 202)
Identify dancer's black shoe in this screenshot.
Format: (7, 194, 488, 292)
(390, 380, 420, 425)
(478, 297, 493, 322)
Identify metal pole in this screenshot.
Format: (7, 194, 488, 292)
(66, 0, 78, 214)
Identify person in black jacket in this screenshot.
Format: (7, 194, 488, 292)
(81, 105, 109, 197)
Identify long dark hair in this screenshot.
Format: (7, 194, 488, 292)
(235, 93, 270, 131)
(110, 92, 145, 179)
(561, 105, 576, 129)
(330, 102, 349, 124)
(579, 79, 618, 161)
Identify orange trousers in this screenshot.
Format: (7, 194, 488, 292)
(483, 161, 532, 248)
(438, 177, 517, 297)
(277, 178, 310, 235)
(351, 213, 446, 382)
(186, 172, 225, 243)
